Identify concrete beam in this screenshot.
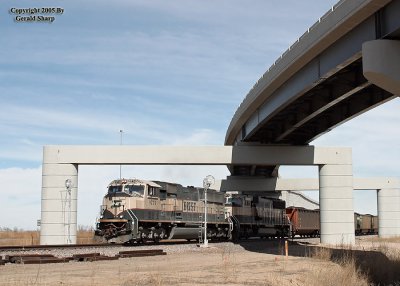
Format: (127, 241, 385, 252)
(218, 177, 318, 192)
(218, 177, 399, 192)
(363, 40, 400, 96)
(43, 145, 352, 165)
(354, 177, 400, 190)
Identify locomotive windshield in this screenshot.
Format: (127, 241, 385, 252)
(108, 185, 122, 194)
(225, 197, 242, 206)
(232, 197, 243, 207)
(124, 184, 144, 196)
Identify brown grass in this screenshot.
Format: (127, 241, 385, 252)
(220, 245, 238, 283)
(306, 258, 370, 286)
(0, 229, 39, 246)
(76, 226, 96, 244)
(308, 247, 370, 286)
(365, 236, 400, 243)
(0, 226, 96, 246)
(309, 243, 400, 286)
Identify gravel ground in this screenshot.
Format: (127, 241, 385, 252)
(2, 236, 397, 260)
(0, 239, 326, 286)
(0, 241, 247, 259)
(1, 236, 399, 286)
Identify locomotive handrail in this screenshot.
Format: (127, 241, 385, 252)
(227, 217, 234, 232)
(127, 209, 139, 236)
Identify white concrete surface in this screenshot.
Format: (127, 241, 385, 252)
(41, 162, 78, 245)
(377, 188, 400, 237)
(319, 164, 355, 245)
(363, 40, 400, 96)
(42, 145, 352, 165)
(218, 177, 399, 192)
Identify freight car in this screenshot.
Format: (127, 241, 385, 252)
(354, 213, 379, 235)
(286, 207, 320, 237)
(286, 207, 378, 237)
(94, 179, 290, 244)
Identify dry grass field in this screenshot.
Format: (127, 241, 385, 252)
(0, 227, 95, 246)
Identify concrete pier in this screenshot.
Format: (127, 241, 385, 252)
(319, 164, 355, 245)
(377, 188, 400, 237)
(41, 154, 78, 244)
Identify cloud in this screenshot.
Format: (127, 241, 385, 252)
(0, 167, 42, 229)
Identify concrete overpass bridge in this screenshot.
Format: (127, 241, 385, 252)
(39, 0, 400, 245)
(225, 0, 400, 177)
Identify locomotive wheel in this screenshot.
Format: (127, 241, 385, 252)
(151, 232, 160, 243)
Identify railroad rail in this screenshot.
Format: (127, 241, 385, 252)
(0, 238, 200, 252)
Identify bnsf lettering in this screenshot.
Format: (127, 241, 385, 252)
(183, 201, 196, 212)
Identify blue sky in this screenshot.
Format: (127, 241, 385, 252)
(1, 0, 399, 229)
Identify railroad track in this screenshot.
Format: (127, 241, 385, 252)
(0, 240, 201, 265)
(0, 249, 167, 265)
(0, 237, 286, 265)
(0, 238, 205, 252)
(0, 243, 124, 251)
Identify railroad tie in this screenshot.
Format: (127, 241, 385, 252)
(5, 254, 56, 264)
(118, 249, 166, 258)
(72, 253, 118, 262)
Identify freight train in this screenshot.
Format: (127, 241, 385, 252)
(286, 207, 379, 237)
(94, 178, 378, 244)
(94, 179, 290, 243)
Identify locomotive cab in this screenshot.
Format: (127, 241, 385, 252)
(95, 179, 163, 243)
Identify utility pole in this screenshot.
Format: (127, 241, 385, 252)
(202, 175, 215, 248)
(119, 129, 123, 179)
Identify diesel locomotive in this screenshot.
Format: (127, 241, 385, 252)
(94, 179, 290, 243)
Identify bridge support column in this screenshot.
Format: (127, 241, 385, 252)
(377, 188, 400, 238)
(319, 164, 355, 245)
(40, 152, 78, 245)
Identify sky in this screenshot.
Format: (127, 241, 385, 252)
(1, 0, 399, 230)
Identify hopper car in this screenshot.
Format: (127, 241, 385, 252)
(354, 213, 379, 235)
(286, 207, 378, 237)
(286, 207, 320, 237)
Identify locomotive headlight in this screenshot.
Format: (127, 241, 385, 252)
(119, 215, 123, 219)
(100, 215, 104, 219)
